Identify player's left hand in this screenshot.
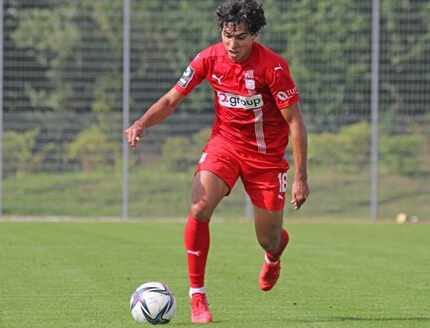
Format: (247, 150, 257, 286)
(291, 179, 309, 210)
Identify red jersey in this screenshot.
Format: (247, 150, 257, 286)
(175, 42, 300, 158)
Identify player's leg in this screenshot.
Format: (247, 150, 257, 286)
(254, 207, 290, 291)
(254, 207, 285, 257)
(186, 136, 240, 323)
(185, 170, 230, 324)
(186, 170, 229, 292)
(241, 157, 290, 291)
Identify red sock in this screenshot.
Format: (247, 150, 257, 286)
(267, 229, 290, 262)
(184, 215, 210, 288)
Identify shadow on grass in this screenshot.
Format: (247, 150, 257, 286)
(173, 316, 430, 326)
(289, 316, 430, 323)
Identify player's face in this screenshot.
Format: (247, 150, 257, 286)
(222, 22, 256, 63)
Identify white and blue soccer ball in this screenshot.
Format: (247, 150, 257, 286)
(130, 282, 176, 325)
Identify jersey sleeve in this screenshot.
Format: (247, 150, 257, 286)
(266, 59, 300, 110)
(174, 52, 207, 96)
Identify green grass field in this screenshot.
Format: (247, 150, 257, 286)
(0, 222, 429, 328)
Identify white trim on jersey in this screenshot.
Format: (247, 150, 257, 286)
(253, 108, 267, 153)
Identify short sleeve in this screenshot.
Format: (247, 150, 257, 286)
(175, 53, 207, 96)
(267, 60, 300, 110)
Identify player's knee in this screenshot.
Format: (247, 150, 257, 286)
(258, 235, 280, 253)
(190, 200, 212, 221)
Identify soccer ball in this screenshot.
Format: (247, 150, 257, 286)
(130, 282, 176, 325)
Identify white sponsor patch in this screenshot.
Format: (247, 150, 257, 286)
(218, 92, 263, 110)
(277, 88, 298, 102)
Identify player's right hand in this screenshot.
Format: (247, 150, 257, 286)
(124, 122, 144, 149)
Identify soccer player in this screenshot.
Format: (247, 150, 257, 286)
(125, 0, 309, 324)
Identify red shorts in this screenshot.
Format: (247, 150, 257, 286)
(196, 136, 289, 211)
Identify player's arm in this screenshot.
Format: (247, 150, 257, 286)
(281, 103, 310, 209)
(125, 88, 185, 148)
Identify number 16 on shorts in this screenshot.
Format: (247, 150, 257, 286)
(278, 172, 288, 193)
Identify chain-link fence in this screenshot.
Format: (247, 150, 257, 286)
(1, 0, 429, 221)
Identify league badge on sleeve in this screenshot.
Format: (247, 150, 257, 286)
(178, 66, 195, 88)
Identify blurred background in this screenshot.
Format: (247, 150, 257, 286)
(1, 0, 428, 221)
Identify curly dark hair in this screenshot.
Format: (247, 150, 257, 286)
(216, 0, 266, 35)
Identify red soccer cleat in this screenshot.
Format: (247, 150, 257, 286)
(259, 254, 281, 291)
(191, 293, 213, 324)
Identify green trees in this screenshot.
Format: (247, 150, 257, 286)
(279, 0, 371, 129)
(4, 0, 429, 175)
(10, 0, 123, 113)
(381, 0, 430, 117)
(7, 0, 429, 120)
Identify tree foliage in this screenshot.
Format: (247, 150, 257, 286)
(380, 0, 430, 117)
(10, 0, 123, 112)
(5, 0, 429, 130)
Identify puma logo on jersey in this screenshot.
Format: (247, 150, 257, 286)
(212, 74, 224, 85)
(274, 64, 284, 71)
(218, 92, 263, 110)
